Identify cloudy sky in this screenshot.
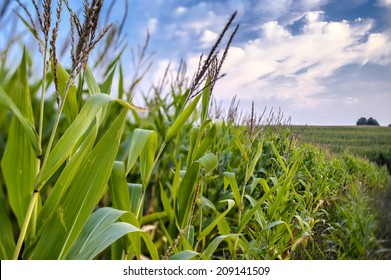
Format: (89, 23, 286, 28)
(113, 0, 391, 125)
(2, 0, 391, 125)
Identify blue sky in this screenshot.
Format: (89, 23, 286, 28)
(2, 0, 391, 125)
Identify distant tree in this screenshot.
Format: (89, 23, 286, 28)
(356, 117, 368, 125)
(388, 124, 391, 127)
(356, 117, 380, 126)
(367, 117, 380, 126)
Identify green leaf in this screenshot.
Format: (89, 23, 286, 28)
(165, 94, 202, 142)
(203, 234, 240, 259)
(31, 110, 127, 259)
(85, 66, 101, 95)
(201, 75, 211, 124)
(55, 61, 79, 124)
(0, 196, 15, 259)
(271, 142, 287, 173)
(128, 183, 143, 215)
(268, 161, 298, 221)
(67, 207, 159, 260)
(192, 123, 217, 161)
(109, 162, 131, 213)
(101, 66, 117, 95)
(67, 207, 126, 259)
(160, 183, 174, 222)
(234, 133, 249, 163)
(1, 51, 37, 229)
(126, 129, 157, 187)
(177, 153, 217, 228)
(0, 87, 39, 155)
(197, 200, 235, 241)
(169, 250, 199, 260)
(36, 94, 144, 189)
(223, 172, 242, 210)
(37, 126, 97, 228)
(172, 157, 182, 202)
(245, 141, 263, 183)
(237, 182, 280, 233)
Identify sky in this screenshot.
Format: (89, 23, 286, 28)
(2, 0, 391, 125)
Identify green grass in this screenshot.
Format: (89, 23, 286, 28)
(290, 125, 391, 172)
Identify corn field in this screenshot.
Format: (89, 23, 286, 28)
(0, 0, 390, 260)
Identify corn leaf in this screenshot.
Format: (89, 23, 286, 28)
(160, 183, 174, 222)
(245, 141, 263, 183)
(85, 66, 101, 95)
(55, 61, 79, 124)
(35, 94, 143, 189)
(31, 110, 127, 259)
(203, 234, 240, 259)
(172, 157, 182, 202)
(237, 182, 280, 233)
(223, 173, 242, 210)
(0, 196, 15, 259)
(36, 125, 97, 228)
(109, 162, 131, 212)
(201, 75, 211, 124)
(192, 124, 217, 161)
(66, 207, 157, 260)
(169, 250, 199, 260)
(197, 199, 235, 241)
(128, 183, 143, 215)
(234, 133, 249, 163)
(0, 87, 39, 155)
(100, 66, 116, 95)
(1, 51, 37, 229)
(177, 153, 217, 228)
(108, 163, 143, 259)
(165, 94, 202, 142)
(66, 207, 126, 259)
(126, 129, 157, 187)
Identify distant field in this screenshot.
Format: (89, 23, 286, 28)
(290, 125, 391, 172)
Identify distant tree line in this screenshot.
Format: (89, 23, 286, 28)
(356, 117, 380, 126)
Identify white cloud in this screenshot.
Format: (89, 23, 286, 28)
(200, 30, 219, 47)
(205, 15, 391, 108)
(175, 6, 187, 15)
(148, 18, 158, 34)
(378, 0, 391, 7)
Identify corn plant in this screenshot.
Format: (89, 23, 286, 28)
(1, 1, 390, 260)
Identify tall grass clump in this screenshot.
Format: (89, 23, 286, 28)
(0, 1, 390, 260)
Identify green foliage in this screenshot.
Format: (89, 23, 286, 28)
(0, 4, 390, 261)
(356, 117, 380, 126)
(290, 125, 391, 173)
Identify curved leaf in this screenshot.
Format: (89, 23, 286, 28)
(0, 87, 39, 155)
(203, 234, 240, 259)
(197, 199, 235, 241)
(35, 94, 144, 189)
(169, 250, 199, 260)
(31, 110, 127, 259)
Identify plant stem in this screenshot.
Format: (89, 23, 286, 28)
(38, 50, 48, 149)
(12, 191, 39, 260)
